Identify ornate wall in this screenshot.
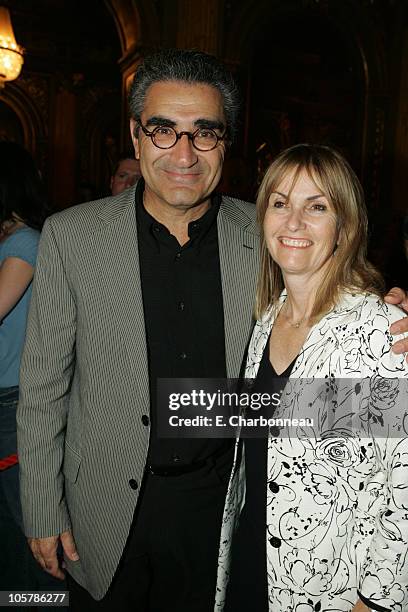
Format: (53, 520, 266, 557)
(3, 0, 407, 283)
(2, 0, 124, 208)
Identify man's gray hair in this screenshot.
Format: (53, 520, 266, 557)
(128, 48, 240, 141)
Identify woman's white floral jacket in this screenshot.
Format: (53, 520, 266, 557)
(215, 292, 408, 611)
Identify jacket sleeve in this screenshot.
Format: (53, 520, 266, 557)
(17, 217, 76, 538)
(357, 311, 408, 611)
(358, 431, 408, 610)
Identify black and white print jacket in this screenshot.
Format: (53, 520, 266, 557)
(216, 292, 408, 612)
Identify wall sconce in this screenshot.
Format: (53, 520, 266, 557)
(0, 6, 24, 88)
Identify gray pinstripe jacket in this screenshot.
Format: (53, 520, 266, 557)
(16, 185, 260, 600)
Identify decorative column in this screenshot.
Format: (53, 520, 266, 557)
(106, 0, 160, 148)
(393, 28, 408, 216)
(119, 50, 144, 149)
(176, 0, 222, 55)
(51, 82, 77, 208)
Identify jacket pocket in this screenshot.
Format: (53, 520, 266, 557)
(63, 443, 81, 483)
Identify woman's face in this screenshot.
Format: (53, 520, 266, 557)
(263, 168, 339, 282)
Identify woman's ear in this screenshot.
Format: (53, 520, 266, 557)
(335, 224, 344, 250)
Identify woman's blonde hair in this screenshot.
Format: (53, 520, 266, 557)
(255, 144, 384, 320)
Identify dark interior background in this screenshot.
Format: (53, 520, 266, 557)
(1, 0, 407, 287)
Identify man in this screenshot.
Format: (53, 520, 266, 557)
(110, 152, 142, 196)
(17, 49, 408, 612)
(17, 49, 259, 612)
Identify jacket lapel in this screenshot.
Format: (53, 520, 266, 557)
(247, 292, 366, 380)
(218, 197, 259, 378)
(92, 191, 260, 399)
(94, 188, 149, 406)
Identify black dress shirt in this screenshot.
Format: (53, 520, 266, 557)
(135, 179, 232, 467)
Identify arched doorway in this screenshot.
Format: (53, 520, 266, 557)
(0, 102, 25, 143)
(0, 80, 49, 179)
(248, 11, 364, 188)
(224, 0, 388, 205)
(223, 0, 400, 280)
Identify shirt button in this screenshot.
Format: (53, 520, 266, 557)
(172, 454, 181, 463)
(269, 426, 280, 437)
(175, 252, 181, 260)
(153, 225, 161, 233)
(179, 352, 187, 360)
(141, 415, 149, 426)
(129, 479, 138, 490)
(179, 301, 185, 311)
(269, 481, 280, 494)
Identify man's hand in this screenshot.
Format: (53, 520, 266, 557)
(384, 287, 408, 360)
(28, 530, 79, 579)
(385, 287, 408, 313)
(351, 599, 370, 612)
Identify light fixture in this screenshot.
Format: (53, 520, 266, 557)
(0, 6, 24, 88)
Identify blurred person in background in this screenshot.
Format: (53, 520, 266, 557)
(0, 142, 64, 598)
(110, 151, 141, 196)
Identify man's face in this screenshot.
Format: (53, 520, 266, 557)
(130, 81, 227, 212)
(110, 158, 141, 196)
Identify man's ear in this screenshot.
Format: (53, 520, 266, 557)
(130, 118, 140, 160)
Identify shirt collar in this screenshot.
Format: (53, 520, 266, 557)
(135, 177, 220, 244)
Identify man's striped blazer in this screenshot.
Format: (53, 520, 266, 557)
(16, 184, 259, 600)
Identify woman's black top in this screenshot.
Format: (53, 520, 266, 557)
(225, 340, 296, 612)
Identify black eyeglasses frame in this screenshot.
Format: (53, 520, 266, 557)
(136, 121, 228, 152)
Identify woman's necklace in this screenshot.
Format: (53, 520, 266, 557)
(282, 302, 308, 328)
(288, 317, 305, 329)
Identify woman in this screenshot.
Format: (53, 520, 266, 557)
(216, 144, 408, 612)
(0, 141, 56, 592)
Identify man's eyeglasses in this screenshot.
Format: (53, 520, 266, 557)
(137, 122, 227, 152)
